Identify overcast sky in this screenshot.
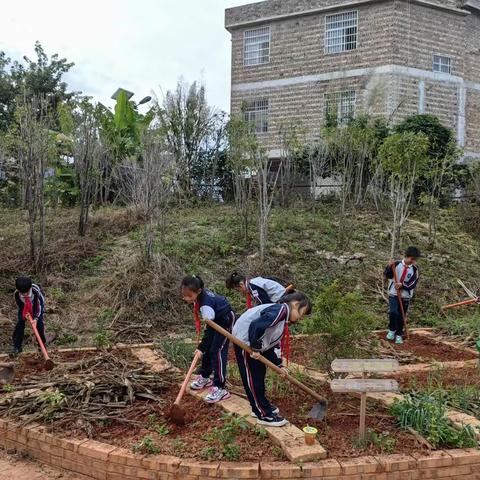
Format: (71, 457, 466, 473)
(0, 0, 251, 112)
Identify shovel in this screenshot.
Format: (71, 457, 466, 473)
(0, 362, 15, 384)
(26, 313, 54, 371)
(169, 350, 203, 425)
(204, 319, 327, 420)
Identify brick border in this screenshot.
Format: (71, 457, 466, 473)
(1, 418, 479, 480)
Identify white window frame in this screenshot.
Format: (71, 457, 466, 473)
(433, 54, 451, 74)
(324, 91, 356, 126)
(244, 26, 271, 67)
(325, 10, 358, 54)
(243, 99, 269, 134)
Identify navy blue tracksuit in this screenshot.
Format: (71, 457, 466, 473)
(196, 290, 235, 389)
(232, 303, 288, 418)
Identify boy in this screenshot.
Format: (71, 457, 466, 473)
(12, 277, 46, 356)
(232, 292, 312, 426)
(384, 247, 420, 345)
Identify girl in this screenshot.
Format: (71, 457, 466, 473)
(232, 292, 312, 426)
(226, 271, 294, 308)
(181, 275, 235, 403)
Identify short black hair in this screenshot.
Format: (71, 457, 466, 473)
(181, 275, 204, 292)
(405, 246, 421, 258)
(279, 291, 312, 315)
(226, 271, 246, 289)
(16, 276, 32, 294)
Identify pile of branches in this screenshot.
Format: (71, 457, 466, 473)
(0, 352, 179, 435)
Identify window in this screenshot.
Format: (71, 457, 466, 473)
(244, 26, 270, 66)
(243, 99, 269, 133)
(325, 11, 358, 54)
(324, 91, 356, 126)
(433, 55, 451, 74)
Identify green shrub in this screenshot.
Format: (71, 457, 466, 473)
(132, 436, 160, 455)
(301, 282, 375, 375)
(156, 338, 196, 371)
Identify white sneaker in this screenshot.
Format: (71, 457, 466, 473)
(386, 330, 395, 341)
(395, 335, 404, 345)
(251, 406, 279, 418)
(204, 386, 231, 404)
(190, 375, 213, 390)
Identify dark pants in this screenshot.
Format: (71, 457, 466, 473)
(198, 312, 235, 388)
(12, 312, 46, 352)
(235, 344, 280, 418)
(388, 296, 410, 337)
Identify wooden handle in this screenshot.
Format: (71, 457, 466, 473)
(26, 314, 50, 361)
(205, 319, 327, 404)
(442, 298, 478, 311)
(174, 350, 202, 405)
(391, 262, 408, 339)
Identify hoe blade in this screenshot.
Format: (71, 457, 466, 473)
(308, 400, 327, 421)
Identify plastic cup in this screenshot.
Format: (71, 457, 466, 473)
(303, 426, 318, 445)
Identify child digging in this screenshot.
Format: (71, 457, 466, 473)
(384, 246, 421, 345)
(181, 275, 235, 403)
(232, 292, 312, 427)
(226, 271, 294, 308)
(11, 276, 46, 357)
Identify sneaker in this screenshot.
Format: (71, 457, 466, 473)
(256, 414, 288, 427)
(190, 375, 213, 390)
(204, 386, 231, 404)
(386, 330, 396, 341)
(251, 406, 279, 418)
(395, 335, 404, 345)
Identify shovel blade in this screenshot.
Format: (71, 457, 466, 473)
(308, 400, 327, 421)
(169, 403, 186, 426)
(0, 366, 15, 384)
(45, 359, 55, 371)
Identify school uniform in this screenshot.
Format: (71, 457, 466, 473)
(195, 290, 235, 389)
(13, 284, 46, 352)
(232, 303, 289, 418)
(384, 261, 419, 337)
(247, 277, 286, 306)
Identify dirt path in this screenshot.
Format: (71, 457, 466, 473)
(0, 450, 84, 479)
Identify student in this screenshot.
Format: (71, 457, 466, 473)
(384, 247, 421, 345)
(232, 292, 312, 426)
(181, 275, 235, 403)
(226, 272, 294, 308)
(12, 276, 46, 356)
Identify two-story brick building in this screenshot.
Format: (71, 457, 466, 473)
(225, 0, 480, 161)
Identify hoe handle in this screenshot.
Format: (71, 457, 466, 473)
(174, 350, 202, 405)
(205, 319, 327, 404)
(391, 262, 409, 339)
(442, 298, 478, 311)
(26, 313, 50, 362)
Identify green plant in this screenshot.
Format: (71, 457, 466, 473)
(272, 446, 285, 460)
(153, 422, 170, 436)
(93, 309, 114, 348)
(2, 384, 14, 393)
(39, 389, 66, 408)
(353, 429, 396, 453)
(302, 282, 375, 375)
(171, 437, 186, 454)
(222, 443, 241, 461)
(254, 426, 268, 439)
(390, 393, 477, 449)
(132, 436, 160, 455)
(200, 446, 217, 460)
(156, 338, 196, 370)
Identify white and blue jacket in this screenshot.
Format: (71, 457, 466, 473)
(384, 261, 419, 300)
(248, 277, 286, 305)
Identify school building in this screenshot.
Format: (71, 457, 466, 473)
(225, 0, 480, 161)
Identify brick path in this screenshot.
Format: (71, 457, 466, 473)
(0, 450, 84, 480)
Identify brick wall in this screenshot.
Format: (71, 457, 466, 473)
(2, 418, 480, 480)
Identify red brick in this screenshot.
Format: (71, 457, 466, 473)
(260, 462, 300, 479)
(78, 439, 117, 461)
(179, 460, 219, 477)
(218, 461, 260, 478)
(341, 457, 380, 475)
(386, 471, 419, 480)
(302, 459, 342, 477)
(378, 454, 417, 472)
(362, 474, 388, 480)
(412, 451, 453, 469)
(141, 454, 180, 473)
(446, 448, 480, 466)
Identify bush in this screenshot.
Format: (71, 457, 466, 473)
(301, 282, 375, 375)
(156, 338, 196, 370)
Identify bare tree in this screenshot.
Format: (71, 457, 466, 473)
(122, 131, 174, 265)
(16, 94, 52, 277)
(307, 139, 330, 210)
(73, 100, 102, 237)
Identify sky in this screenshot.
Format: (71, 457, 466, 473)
(0, 0, 251, 112)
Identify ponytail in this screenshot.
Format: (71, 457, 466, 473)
(181, 275, 204, 292)
(226, 271, 246, 289)
(279, 291, 312, 315)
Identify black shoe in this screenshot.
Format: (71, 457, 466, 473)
(251, 406, 279, 418)
(9, 348, 22, 358)
(256, 414, 288, 427)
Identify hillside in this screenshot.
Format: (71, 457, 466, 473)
(0, 202, 479, 351)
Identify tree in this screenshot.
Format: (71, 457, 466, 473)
(378, 131, 429, 257)
(156, 79, 218, 196)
